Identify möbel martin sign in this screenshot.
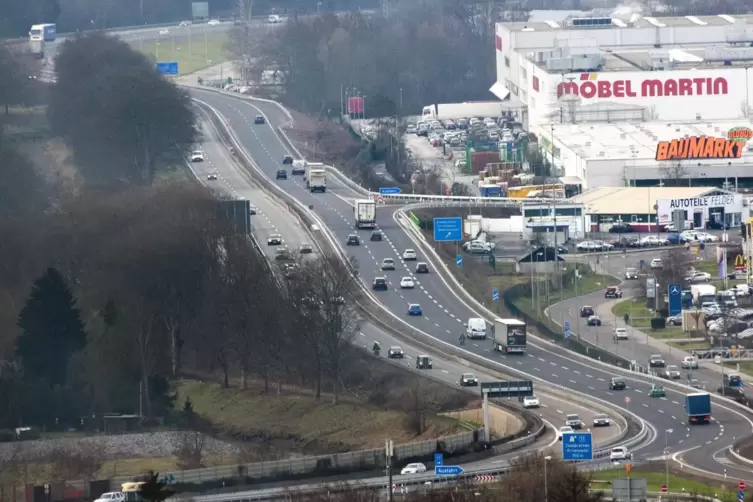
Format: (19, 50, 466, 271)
(556, 75, 728, 99)
(656, 194, 742, 225)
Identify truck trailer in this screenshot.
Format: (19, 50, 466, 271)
(354, 199, 376, 229)
(492, 318, 527, 354)
(685, 392, 711, 425)
(29, 23, 56, 42)
(421, 102, 508, 121)
(307, 169, 326, 192)
(690, 284, 716, 305)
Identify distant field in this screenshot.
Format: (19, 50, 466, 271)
(130, 31, 230, 75)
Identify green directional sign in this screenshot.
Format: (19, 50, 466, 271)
(408, 212, 421, 228)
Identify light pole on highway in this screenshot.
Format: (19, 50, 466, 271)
(664, 428, 673, 491)
(544, 455, 551, 502)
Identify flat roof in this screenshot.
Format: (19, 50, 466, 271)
(571, 187, 723, 215)
(548, 120, 753, 162)
(502, 13, 753, 32)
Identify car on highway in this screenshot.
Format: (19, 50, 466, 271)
(254, 115, 265, 124)
(381, 258, 396, 270)
(159, 28, 170, 35)
(387, 346, 404, 358)
(415, 355, 432, 369)
(650, 258, 663, 269)
(604, 286, 623, 299)
(610, 447, 631, 461)
(249, 205, 257, 215)
(459, 373, 478, 386)
(408, 304, 423, 316)
(282, 155, 294, 164)
(649, 354, 666, 367)
(191, 150, 205, 162)
(178, 21, 191, 27)
(370, 230, 383, 241)
(267, 234, 283, 245)
(299, 243, 313, 254)
(372, 277, 388, 291)
(649, 384, 666, 398)
(614, 328, 628, 340)
(592, 414, 611, 427)
(624, 268, 638, 280)
(609, 377, 627, 390)
(580, 306, 594, 317)
(688, 378, 704, 389)
(401, 463, 427, 475)
(416, 262, 429, 273)
(206, 173, 218, 180)
(276, 169, 288, 179)
(403, 249, 418, 260)
(346, 234, 360, 246)
(400, 277, 415, 289)
(565, 414, 582, 429)
(274, 247, 290, 261)
(681, 356, 699, 369)
(207, 19, 221, 25)
(686, 271, 711, 282)
(558, 426, 573, 440)
(663, 365, 681, 379)
(587, 315, 601, 326)
(522, 395, 540, 408)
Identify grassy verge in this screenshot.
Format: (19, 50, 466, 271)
(611, 297, 687, 339)
(590, 465, 736, 495)
(130, 31, 230, 75)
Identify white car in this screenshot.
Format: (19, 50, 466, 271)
(522, 395, 540, 408)
(650, 258, 663, 269)
(400, 277, 415, 289)
(610, 446, 631, 461)
(614, 328, 628, 340)
(687, 272, 711, 282)
(191, 150, 205, 162)
(558, 426, 573, 440)
(381, 258, 396, 270)
(696, 232, 719, 242)
(403, 249, 418, 261)
(681, 356, 699, 369)
(640, 235, 669, 246)
(207, 19, 221, 25)
(94, 494, 124, 502)
(401, 462, 427, 475)
(159, 28, 170, 36)
(267, 234, 283, 245)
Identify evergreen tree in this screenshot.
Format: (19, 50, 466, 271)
(16, 268, 86, 386)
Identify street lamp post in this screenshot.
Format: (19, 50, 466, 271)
(665, 428, 673, 490)
(544, 455, 551, 502)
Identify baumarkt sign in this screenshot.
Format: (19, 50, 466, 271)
(655, 136, 745, 161)
(556, 75, 728, 99)
(656, 193, 742, 224)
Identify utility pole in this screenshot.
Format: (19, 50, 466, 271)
(385, 439, 394, 502)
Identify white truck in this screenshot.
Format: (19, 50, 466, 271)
(691, 284, 716, 305)
(493, 318, 527, 354)
(354, 199, 376, 229)
(307, 169, 326, 192)
(466, 318, 487, 340)
(421, 102, 507, 121)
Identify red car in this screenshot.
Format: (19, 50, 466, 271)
(605, 287, 623, 299)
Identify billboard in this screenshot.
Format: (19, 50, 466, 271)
(192, 2, 209, 18)
(537, 68, 750, 122)
(656, 193, 742, 225)
(656, 136, 745, 161)
(347, 96, 364, 115)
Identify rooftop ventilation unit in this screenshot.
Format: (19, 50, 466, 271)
(643, 17, 666, 27)
(570, 17, 612, 28)
(612, 18, 628, 28)
(719, 14, 736, 24)
(544, 20, 560, 28)
(685, 16, 707, 26)
(705, 46, 753, 63)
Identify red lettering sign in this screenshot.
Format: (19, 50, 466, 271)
(556, 76, 728, 99)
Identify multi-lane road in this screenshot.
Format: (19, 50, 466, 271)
(188, 86, 753, 479)
(189, 110, 623, 454)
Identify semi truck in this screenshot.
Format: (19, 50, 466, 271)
(354, 199, 376, 229)
(685, 392, 711, 425)
(421, 102, 508, 121)
(30, 23, 56, 41)
(690, 284, 716, 305)
(492, 318, 527, 354)
(307, 169, 326, 192)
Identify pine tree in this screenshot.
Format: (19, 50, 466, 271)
(16, 267, 86, 386)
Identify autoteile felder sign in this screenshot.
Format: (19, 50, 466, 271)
(655, 135, 747, 161)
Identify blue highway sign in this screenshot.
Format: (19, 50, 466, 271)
(564, 321, 571, 338)
(456, 255, 463, 268)
(668, 283, 682, 317)
(739, 492, 745, 501)
(562, 432, 593, 461)
(435, 465, 464, 476)
(156, 61, 179, 75)
(433, 217, 463, 242)
(434, 453, 443, 466)
(379, 187, 401, 195)
(492, 288, 499, 301)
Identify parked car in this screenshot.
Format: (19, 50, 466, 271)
(609, 223, 634, 233)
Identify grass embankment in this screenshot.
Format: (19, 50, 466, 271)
(591, 463, 739, 496)
(130, 31, 230, 75)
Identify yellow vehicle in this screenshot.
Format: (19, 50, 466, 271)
(508, 184, 564, 198)
(122, 482, 145, 502)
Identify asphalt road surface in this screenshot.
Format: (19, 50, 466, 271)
(187, 88, 753, 478)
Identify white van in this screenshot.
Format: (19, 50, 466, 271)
(268, 14, 282, 24)
(466, 318, 487, 339)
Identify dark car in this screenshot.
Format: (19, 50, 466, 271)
(592, 414, 610, 427)
(347, 234, 360, 246)
(587, 315, 601, 326)
(372, 277, 388, 290)
(282, 155, 294, 164)
(254, 115, 265, 124)
(459, 373, 478, 386)
(370, 230, 383, 241)
(387, 346, 404, 358)
(580, 306, 594, 317)
(707, 220, 730, 230)
(649, 354, 666, 368)
(609, 223, 633, 233)
(415, 262, 429, 273)
(609, 377, 626, 390)
(276, 169, 288, 179)
(666, 233, 689, 245)
(604, 287, 623, 299)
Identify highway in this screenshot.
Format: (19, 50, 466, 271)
(187, 87, 753, 478)
(190, 112, 623, 452)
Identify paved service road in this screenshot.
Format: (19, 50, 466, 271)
(192, 115, 623, 448)
(187, 88, 753, 477)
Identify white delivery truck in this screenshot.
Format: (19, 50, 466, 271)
(493, 318, 527, 354)
(354, 199, 376, 229)
(466, 318, 487, 339)
(690, 284, 716, 305)
(421, 102, 507, 121)
(307, 169, 326, 192)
